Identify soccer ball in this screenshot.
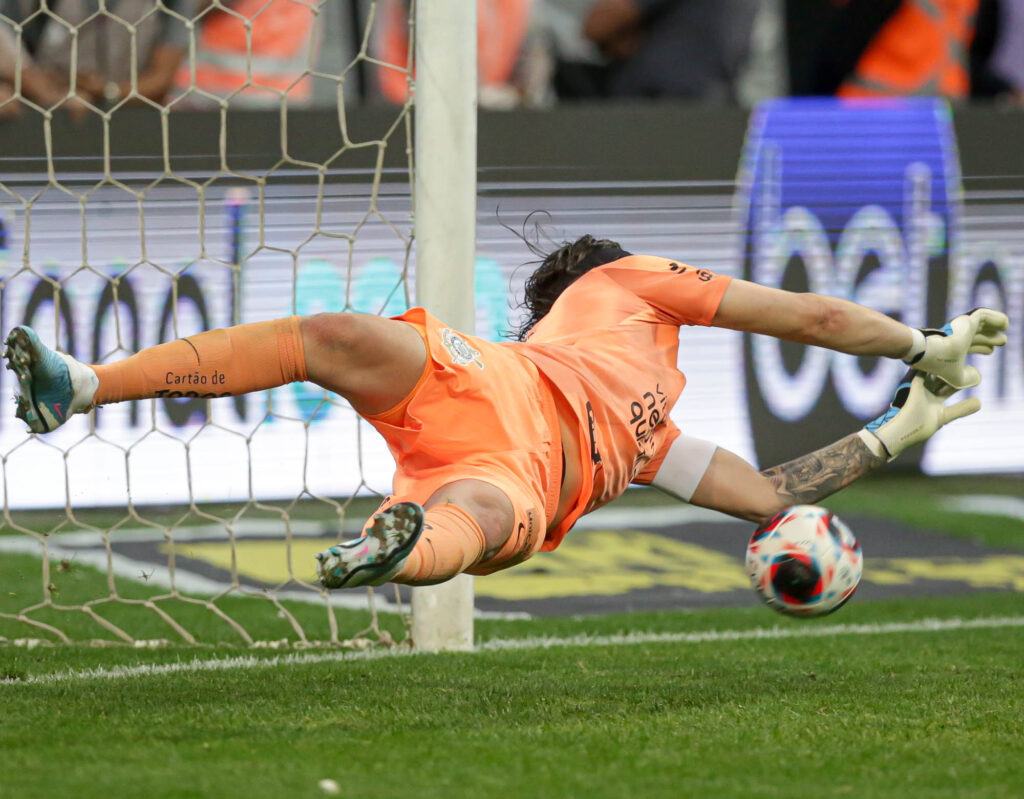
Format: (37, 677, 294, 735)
(745, 505, 862, 617)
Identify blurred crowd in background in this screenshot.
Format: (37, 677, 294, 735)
(0, 0, 1021, 116)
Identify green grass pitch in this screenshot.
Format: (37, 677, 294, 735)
(1, 474, 1022, 799)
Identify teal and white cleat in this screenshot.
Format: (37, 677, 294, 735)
(316, 502, 424, 589)
(3, 325, 98, 433)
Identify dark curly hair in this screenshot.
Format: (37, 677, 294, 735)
(512, 234, 631, 340)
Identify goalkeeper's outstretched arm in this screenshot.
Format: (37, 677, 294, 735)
(712, 278, 914, 357)
(654, 370, 981, 524)
(711, 278, 1009, 389)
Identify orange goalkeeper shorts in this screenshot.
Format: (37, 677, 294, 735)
(360, 308, 562, 574)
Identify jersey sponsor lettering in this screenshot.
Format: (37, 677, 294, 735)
(154, 389, 232, 399)
(667, 262, 714, 282)
(165, 370, 226, 386)
(628, 383, 667, 455)
(626, 384, 667, 479)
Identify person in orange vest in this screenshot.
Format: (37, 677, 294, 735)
(174, 0, 320, 108)
(839, 0, 978, 98)
(788, 0, 978, 99)
(376, 0, 540, 108)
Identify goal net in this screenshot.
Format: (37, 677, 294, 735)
(0, 0, 440, 649)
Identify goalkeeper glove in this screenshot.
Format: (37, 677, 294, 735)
(901, 307, 1009, 390)
(858, 369, 981, 462)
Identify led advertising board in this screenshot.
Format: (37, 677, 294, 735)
(0, 100, 1020, 509)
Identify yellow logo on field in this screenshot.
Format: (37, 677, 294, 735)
(867, 557, 1024, 590)
(167, 538, 331, 585)
(477, 529, 750, 600)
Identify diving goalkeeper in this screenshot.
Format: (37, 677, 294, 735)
(3, 237, 1010, 589)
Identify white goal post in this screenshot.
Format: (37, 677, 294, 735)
(411, 1, 478, 651)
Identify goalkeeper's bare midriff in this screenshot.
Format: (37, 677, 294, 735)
(551, 389, 585, 534)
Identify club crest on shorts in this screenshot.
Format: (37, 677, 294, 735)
(440, 328, 484, 369)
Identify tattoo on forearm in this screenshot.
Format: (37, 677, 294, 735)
(760, 433, 884, 508)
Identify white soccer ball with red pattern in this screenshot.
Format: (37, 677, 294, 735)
(745, 505, 862, 617)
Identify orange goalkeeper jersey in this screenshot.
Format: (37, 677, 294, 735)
(517, 255, 731, 549)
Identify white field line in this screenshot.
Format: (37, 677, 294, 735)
(942, 495, 1024, 521)
(5, 614, 1023, 687)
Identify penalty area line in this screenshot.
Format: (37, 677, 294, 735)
(6, 614, 1023, 686)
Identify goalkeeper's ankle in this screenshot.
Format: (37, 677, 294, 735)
(60, 352, 100, 415)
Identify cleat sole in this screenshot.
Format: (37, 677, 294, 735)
(316, 502, 424, 590)
(3, 327, 51, 433)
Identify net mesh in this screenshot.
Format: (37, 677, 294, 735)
(0, 0, 417, 649)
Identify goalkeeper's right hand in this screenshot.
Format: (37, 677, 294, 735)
(901, 307, 1009, 390)
(858, 369, 981, 462)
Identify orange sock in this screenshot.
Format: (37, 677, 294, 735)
(392, 503, 487, 585)
(92, 317, 307, 405)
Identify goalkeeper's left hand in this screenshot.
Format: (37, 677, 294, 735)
(858, 369, 981, 462)
(902, 307, 1009, 389)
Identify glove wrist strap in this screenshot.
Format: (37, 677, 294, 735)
(901, 327, 927, 365)
(857, 428, 891, 461)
